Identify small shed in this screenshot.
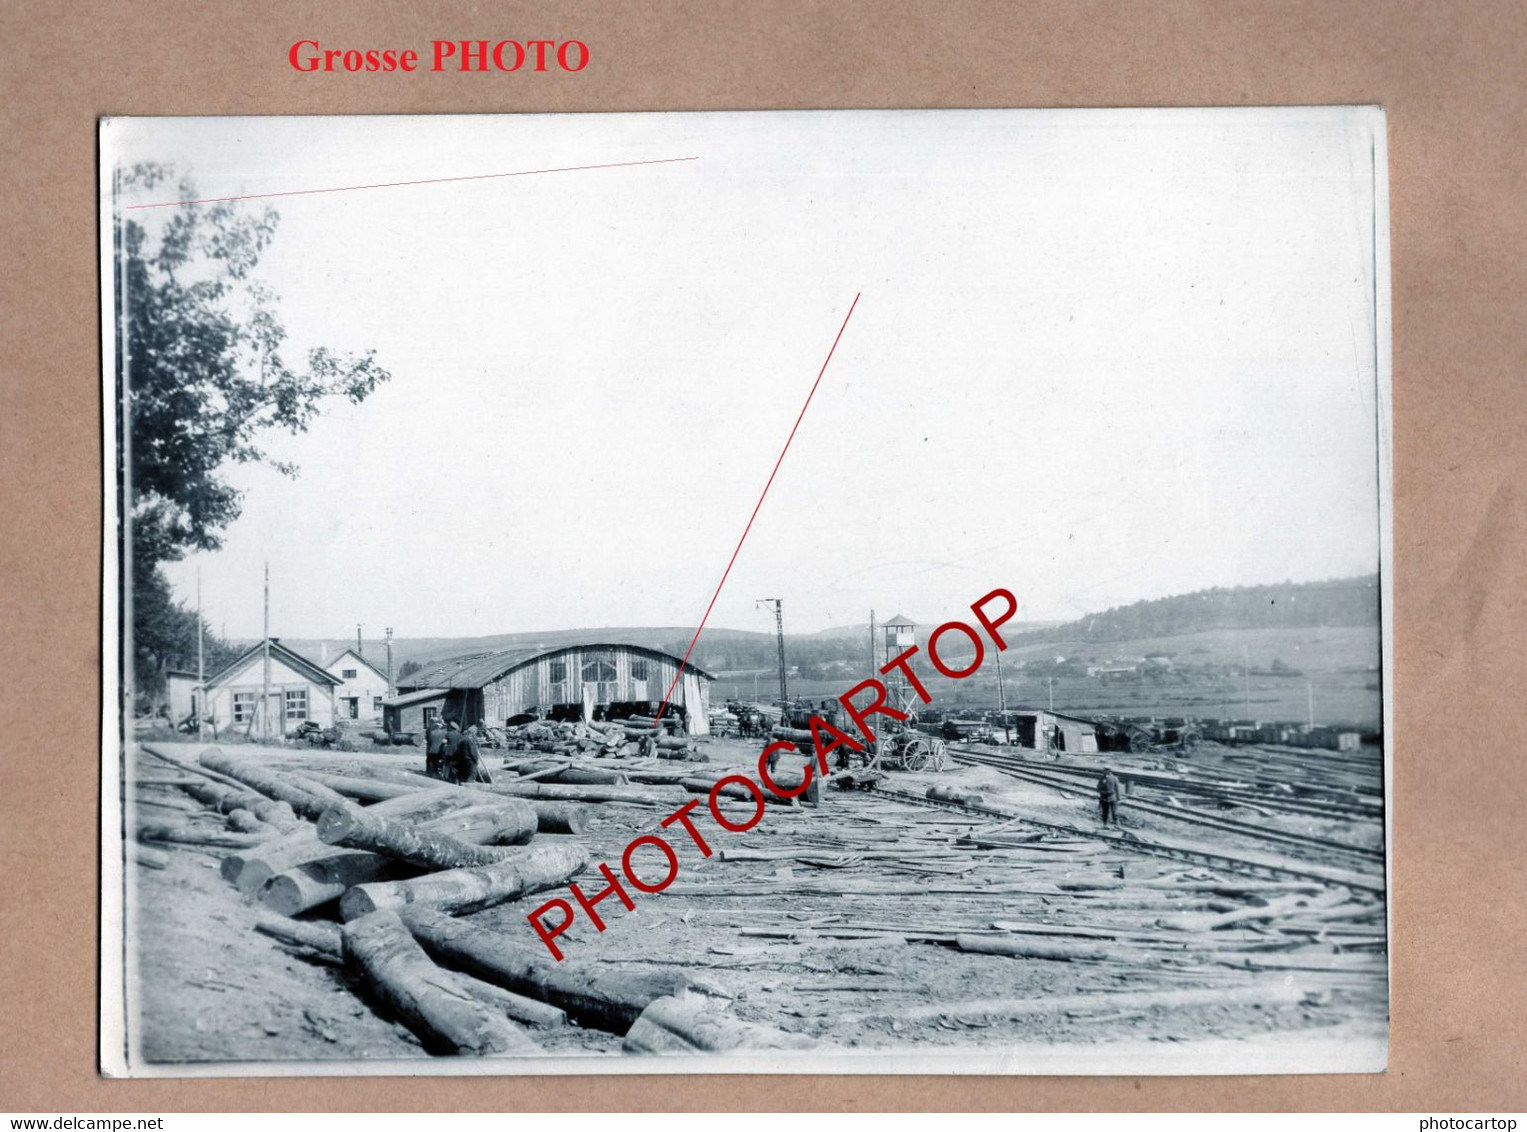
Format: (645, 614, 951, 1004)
(1008, 708, 1100, 754)
(380, 688, 450, 736)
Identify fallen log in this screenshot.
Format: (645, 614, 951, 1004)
(260, 850, 415, 916)
(341, 840, 590, 920)
(955, 933, 1112, 962)
(298, 771, 416, 803)
(222, 787, 481, 890)
(541, 767, 629, 786)
(317, 800, 538, 867)
(622, 992, 815, 1053)
(681, 776, 796, 806)
(167, 777, 303, 830)
(254, 914, 343, 961)
(136, 822, 269, 849)
(478, 780, 684, 807)
(1156, 888, 1349, 933)
(131, 844, 172, 870)
(850, 980, 1310, 1025)
(446, 971, 568, 1030)
(198, 750, 349, 820)
(402, 906, 691, 1033)
(342, 910, 538, 1054)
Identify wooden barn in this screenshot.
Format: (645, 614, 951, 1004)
(392, 644, 715, 736)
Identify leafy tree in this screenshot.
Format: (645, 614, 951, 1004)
(397, 659, 424, 681)
(116, 163, 392, 694)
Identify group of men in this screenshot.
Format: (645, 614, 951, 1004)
(424, 718, 493, 784)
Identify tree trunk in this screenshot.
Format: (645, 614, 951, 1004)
(169, 777, 302, 830)
(341, 910, 538, 1054)
(198, 749, 349, 820)
(222, 787, 481, 890)
(402, 907, 690, 1034)
(445, 971, 568, 1030)
(254, 914, 343, 961)
(341, 840, 589, 920)
(479, 780, 684, 807)
(622, 993, 815, 1053)
(260, 850, 414, 916)
(317, 801, 537, 868)
(955, 933, 1112, 962)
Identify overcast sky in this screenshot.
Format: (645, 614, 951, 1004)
(105, 108, 1387, 639)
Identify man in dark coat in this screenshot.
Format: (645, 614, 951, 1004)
(424, 717, 450, 779)
(446, 723, 493, 785)
(1097, 767, 1123, 826)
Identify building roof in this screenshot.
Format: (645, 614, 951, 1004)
(883, 613, 918, 627)
(381, 688, 450, 708)
(327, 648, 390, 681)
(395, 643, 716, 690)
(204, 638, 339, 690)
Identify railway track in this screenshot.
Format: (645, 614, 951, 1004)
(943, 746, 1385, 874)
(869, 784, 1385, 894)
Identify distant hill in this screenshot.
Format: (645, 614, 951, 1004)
(1015, 575, 1380, 646)
(251, 576, 1379, 681)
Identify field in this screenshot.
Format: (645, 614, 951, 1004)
(712, 625, 1384, 729)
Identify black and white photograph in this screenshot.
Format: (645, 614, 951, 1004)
(100, 108, 1393, 1076)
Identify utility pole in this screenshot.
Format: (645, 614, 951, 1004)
(757, 598, 787, 704)
(994, 646, 1010, 744)
(196, 568, 205, 740)
(1241, 645, 1251, 720)
(1048, 675, 1055, 712)
(261, 562, 272, 741)
(869, 609, 877, 679)
(385, 626, 394, 694)
(1306, 680, 1315, 729)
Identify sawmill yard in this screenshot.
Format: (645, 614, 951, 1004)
(121, 723, 1388, 1071)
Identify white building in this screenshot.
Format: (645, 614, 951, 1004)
(326, 647, 391, 723)
(201, 638, 338, 738)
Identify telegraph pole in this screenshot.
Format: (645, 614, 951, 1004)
(196, 568, 205, 740)
(757, 598, 787, 704)
(261, 562, 272, 741)
(385, 626, 394, 694)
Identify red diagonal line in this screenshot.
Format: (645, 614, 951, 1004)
(122, 155, 699, 210)
(655, 293, 861, 722)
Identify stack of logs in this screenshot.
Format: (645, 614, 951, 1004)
(135, 743, 809, 1056)
(499, 716, 708, 762)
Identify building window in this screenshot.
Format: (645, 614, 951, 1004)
(285, 689, 309, 720)
(342, 668, 357, 679)
(373, 696, 383, 711)
(630, 658, 649, 681)
(232, 691, 256, 724)
(549, 660, 567, 683)
(582, 657, 617, 683)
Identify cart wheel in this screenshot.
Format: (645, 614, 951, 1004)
(1128, 729, 1153, 753)
(898, 737, 930, 772)
(928, 739, 949, 771)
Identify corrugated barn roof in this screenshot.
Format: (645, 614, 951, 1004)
(396, 644, 715, 690)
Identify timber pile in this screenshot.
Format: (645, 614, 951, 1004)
(134, 740, 793, 1057)
(498, 718, 708, 763)
(133, 733, 1386, 1059)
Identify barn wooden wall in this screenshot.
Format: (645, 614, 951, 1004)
(479, 646, 704, 722)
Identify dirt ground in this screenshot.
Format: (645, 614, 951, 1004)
(124, 736, 1388, 1067)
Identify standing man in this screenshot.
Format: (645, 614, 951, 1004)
(1097, 767, 1123, 826)
(425, 715, 450, 779)
(446, 723, 493, 785)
